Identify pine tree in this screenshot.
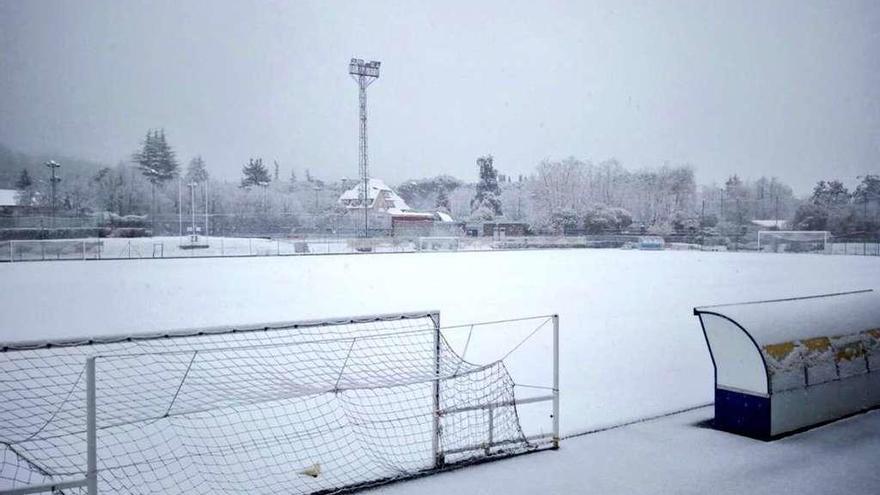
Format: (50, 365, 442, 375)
(471, 155, 502, 216)
(435, 187, 450, 212)
(186, 156, 209, 183)
(241, 158, 271, 188)
(14, 169, 34, 206)
(15, 169, 32, 190)
(133, 129, 179, 185)
(133, 129, 179, 231)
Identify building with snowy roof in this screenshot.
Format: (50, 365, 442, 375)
(338, 178, 410, 214)
(694, 290, 880, 439)
(337, 179, 458, 237)
(0, 189, 22, 215)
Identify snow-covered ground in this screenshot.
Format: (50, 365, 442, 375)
(374, 406, 880, 495)
(2, 249, 878, 435)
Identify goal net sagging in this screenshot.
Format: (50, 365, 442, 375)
(758, 231, 829, 253)
(0, 312, 557, 494)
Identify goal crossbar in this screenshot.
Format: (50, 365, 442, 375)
(0, 310, 440, 353)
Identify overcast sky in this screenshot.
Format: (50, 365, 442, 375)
(1, 0, 877, 193)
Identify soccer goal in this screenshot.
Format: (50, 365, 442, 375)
(757, 230, 829, 253)
(0, 311, 558, 494)
(417, 236, 460, 252)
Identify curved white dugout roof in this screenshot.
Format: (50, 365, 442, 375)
(695, 289, 880, 347)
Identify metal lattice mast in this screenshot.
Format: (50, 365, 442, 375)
(45, 160, 61, 226)
(349, 58, 380, 238)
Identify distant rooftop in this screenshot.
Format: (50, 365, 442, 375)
(338, 178, 411, 213)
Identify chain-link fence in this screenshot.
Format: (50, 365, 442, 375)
(1, 232, 878, 262)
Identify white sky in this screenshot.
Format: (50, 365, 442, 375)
(1, 0, 878, 193)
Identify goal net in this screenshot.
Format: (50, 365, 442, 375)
(0, 312, 557, 494)
(757, 231, 829, 253)
(417, 237, 460, 252)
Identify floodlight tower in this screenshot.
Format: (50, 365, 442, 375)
(45, 160, 61, 225)
(349, 58, 381, 238)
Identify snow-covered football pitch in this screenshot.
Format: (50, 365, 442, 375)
(2, 249, 879, 493)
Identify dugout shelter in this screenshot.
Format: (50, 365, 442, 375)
(694, 289, 880, 439)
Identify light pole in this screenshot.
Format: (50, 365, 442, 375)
(856, 175, 871, 255)
(187, 182, 197, 241)
(45, 160, 61, 225)
(349, 58, 381, 238)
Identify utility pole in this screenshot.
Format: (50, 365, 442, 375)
(349, 58, 381, 238)
(45, 160, 61, 226)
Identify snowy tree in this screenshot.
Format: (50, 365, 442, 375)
(240, 158, 271, 188)
(471, 155, 502, 216)
(397, 175, 463, 210)
(811, 180, 850, 207)
(793, 203, 829, 231)
(854, 175, 880, 232)
(15, 169, 32, 190)
(133, 129, 178, 224)
(435, 187, 450, 212)
(185, 156, 209, 183)
(583, 204, 633, 234)
(14, 169, 34, 205)
(133, 129, 178, 185)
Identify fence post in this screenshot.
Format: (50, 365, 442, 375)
(431, 312, 443, 468)
(86, 357, 98, 494)
(277, 239, 280, 256)
(9, 241, 13, 262)
(82, 240, 86, 260)
(552, 314, 560, 449)
(249, 238, 253, 256)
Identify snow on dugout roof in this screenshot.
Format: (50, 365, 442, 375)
(694, 289, 880, 346)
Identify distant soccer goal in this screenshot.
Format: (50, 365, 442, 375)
(417, 236, 460, 252)
(757, 230, 830, 254)
(0, 312, 558, 494)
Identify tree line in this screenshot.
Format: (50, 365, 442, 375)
(3, 130, 878, 238)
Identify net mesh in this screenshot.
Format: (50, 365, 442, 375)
(758, 231, 828, 253)
(1, 313, 547, 494)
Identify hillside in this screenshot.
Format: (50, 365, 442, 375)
(0, 143, 109, 189)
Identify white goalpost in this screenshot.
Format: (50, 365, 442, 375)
(757, 230, 830, 254)
(0, 311, 558, 495)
